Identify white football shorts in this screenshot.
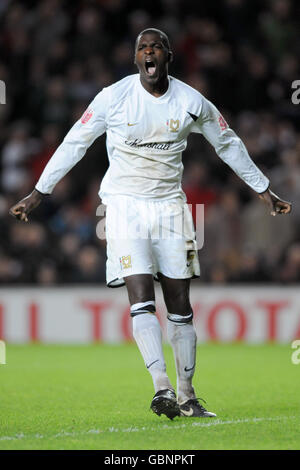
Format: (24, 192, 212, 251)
(103, 195, 200, 287)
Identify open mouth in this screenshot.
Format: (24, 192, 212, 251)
(145, 60, 156, 76)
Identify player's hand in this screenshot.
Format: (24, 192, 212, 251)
(9, 189, 44, 222)
(258, 188, 292, 216)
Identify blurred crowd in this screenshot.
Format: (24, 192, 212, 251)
(0, 0, 300, 285)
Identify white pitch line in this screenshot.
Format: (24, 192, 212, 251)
(0, 416, 296, 442)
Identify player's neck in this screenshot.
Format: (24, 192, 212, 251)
(140, 75, 169, 98)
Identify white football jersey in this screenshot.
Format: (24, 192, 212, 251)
(35, 74, 269, 201)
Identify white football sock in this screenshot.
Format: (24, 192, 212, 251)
(167, 314, 197, 404)
(132, 311, 173, 393)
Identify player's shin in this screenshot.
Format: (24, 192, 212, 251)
(167, 313, 197, 404)
(131, 302, 173, 393)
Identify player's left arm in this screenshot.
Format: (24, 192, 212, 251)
(194, 96, 292, 216)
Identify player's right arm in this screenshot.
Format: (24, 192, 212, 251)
(9, 88, 109, 222)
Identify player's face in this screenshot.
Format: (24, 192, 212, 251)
(134, 33, 170, 85)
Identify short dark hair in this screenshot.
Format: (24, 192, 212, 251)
(135, 28, 170, 51)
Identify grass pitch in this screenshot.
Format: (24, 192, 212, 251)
(0, 342, 299, 450)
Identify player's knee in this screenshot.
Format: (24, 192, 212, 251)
(125, 274, 155, 305)
(165, 291, 191, 316)
(130, 300, 156, 318)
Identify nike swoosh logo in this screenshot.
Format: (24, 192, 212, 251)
(146, 359, 159, 369)
(184, 364, 195, 372)
(180, 407, 194, 417)
(127, 122, 138, 126)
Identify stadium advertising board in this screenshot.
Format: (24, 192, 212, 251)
(0, 286, 299, 343)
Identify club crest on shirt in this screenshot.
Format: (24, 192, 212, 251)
(167, 119, 180, 132)
(120, 255, 132, 270)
